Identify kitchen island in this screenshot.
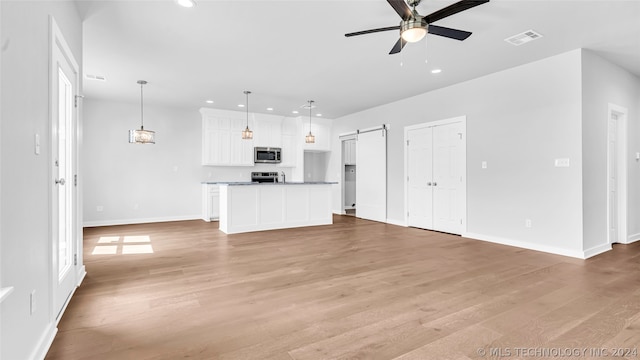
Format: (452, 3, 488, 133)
(213, 182, 336, 234)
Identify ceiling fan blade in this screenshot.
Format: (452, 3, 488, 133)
(345, 26, 400, 37)
(428, 25, 472, 41)
(387, 0, 413, 21)
(389, 38, 407, 54)
(424, 0, 489, 24)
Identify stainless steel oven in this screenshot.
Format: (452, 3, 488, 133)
(254, 147, 281, 163)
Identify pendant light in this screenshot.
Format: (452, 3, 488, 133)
(241, 90, 253, 140)
(128, 80, 155, 144)
(305, 100, 315, 144)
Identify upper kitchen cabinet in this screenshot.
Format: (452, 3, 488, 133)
(279, 117, 298, 167)
(301, 116, 332, 152)
(252, 114, 283, 148)
(201, 108, 254, 166)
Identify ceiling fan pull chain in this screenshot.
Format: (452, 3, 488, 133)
(424, 37, 428, 64)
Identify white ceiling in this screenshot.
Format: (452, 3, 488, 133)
(78, 0, 640, 119)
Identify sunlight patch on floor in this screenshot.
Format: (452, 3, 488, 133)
(93, 236, 154, 255)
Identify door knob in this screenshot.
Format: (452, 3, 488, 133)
(427, 182, 432, 186)
(55, 178, 66, 185)
(433, 182, 437, 186)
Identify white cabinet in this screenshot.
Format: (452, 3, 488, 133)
(302, 117, 331, 152)
(201, 109, 254, 166)
(253, 116, 282, 148)
(278, 117, 298, 167)
(202, 184, 220, 221)
(343, 139, 356, 165)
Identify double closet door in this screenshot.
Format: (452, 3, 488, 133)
(406, 119, 465, 235)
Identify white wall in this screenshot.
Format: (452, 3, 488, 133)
(581, 49, 640, 249)
(329, 49, 586, 257)
(1, 1, 82, 359)
(83, 99, 204, 226)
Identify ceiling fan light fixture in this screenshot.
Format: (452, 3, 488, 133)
(401, 19, 427, 43)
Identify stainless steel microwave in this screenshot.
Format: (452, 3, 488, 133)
(254, 147, 281, 163)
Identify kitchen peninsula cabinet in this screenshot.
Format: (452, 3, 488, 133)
(218, 182, 335, 234)
(201, 184, 220, 221)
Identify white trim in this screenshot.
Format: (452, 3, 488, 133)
(624, 233, 640, 245)
(463, 232, 589, 259)
(607, 103, 628, 245)
(28, 323, 57, 360)
(583, 243, 612, 259)
(83, 214, 202, 228)
(404, 116, 467, 235)
(76, 265, 86, 286)
(386, 218, 407, 227)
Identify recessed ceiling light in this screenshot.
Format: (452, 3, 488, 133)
(266, 108, 274, 111)
(292, 110, 299, 114)
(238, 104, 245, 108)
(205, 100, 214, 104)
(175, 0, 196, 8)
(316, 114, 323, 117)
(431, 69, 442, 74)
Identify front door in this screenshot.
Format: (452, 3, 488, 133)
(51, 20, 79, 320)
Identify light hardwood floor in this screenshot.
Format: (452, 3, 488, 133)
(46, 216, 640, 359)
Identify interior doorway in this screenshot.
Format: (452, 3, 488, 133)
(404, 117, 466, 235)
(340, 136, 357, 216)
(50, 17, 80, 321)
(607, 103, 628, 245)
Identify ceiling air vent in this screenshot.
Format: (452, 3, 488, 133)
(504, 30, 543, 46)
(85, 74, 106, 81)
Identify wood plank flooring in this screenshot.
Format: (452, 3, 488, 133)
(46, 216, 640, 359)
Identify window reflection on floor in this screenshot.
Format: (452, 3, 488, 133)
(92, 235, 154, 255)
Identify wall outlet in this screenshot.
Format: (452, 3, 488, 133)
(133, 203, 139, 210)
(481, 161, 487, 169)
(525, 219, 532, 228)
(30, 290, 36, 315)
(96, 205, 104, 212)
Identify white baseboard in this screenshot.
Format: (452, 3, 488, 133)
(386, 218, 407, 227)
(624, 233, 640, 244)
(582, 243, 612, 258)
(29, 323, 57, 360)
(463, 232, 589, 259)
(83, 214, 201, 227)
(77, 265, 86, 286)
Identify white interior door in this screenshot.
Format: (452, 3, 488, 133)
(356, 129, 387, 222)
(407, 127, 433, 229)
(405, 119, 465, 235)
(432, 122, 464, 234)
(52, 20, 78, 320)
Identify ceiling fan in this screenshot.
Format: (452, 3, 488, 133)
(345, 0, 489, 54)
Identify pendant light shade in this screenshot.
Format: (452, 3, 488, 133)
(305, 100, 315, 144)
(242, 90, 253, 140)
(129, 80, 155, 144)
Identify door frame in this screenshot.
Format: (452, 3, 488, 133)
(606, 103, 628, 244)
(49, 16, 83, 324)
(339, 134, 357, 215)
(404, 116, 467, 232)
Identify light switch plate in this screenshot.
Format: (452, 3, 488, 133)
(34, 134, 40, 155)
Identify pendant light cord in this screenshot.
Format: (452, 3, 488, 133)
(140, 82, 144, 130)
(308, 100, 314, 131)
